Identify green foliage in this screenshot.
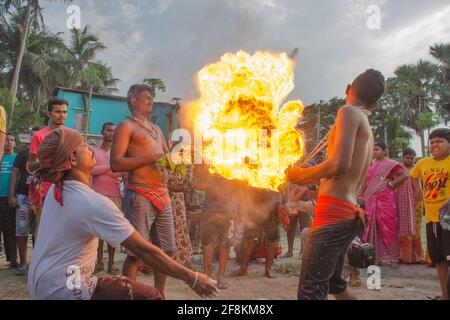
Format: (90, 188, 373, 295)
(0, 3, 119, 126)
(430, 43, 450, 124)
(417, 112, 440, 130)
(0, 88, 43, 133)
(143, 78, 166, 98)
(299, 98, 342, 151)
(300, 46, 449, 157)
(273, 262, 300, 277)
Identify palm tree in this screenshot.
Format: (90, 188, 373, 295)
(430, 43, 450, 124)
(68, 25, 106, 88)
(78, 62, 120, 94)
(143, 78, 166, 98)
(0, 0, 71, 128)
(393, 60, 439, 156)
(0, 7, 22, 84)
(370, 77, 413, 157)
(21, 29, 72, 111)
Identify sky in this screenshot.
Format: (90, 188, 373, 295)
(41, 0, 450, 155)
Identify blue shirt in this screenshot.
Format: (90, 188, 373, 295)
(0, 153, 17, 197)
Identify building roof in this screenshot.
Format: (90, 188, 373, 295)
(54, 87, 179, 109)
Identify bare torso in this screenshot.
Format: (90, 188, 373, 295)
(318, 107, 373, 204)
(125, 120, 169, 185)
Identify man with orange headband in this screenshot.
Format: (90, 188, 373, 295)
(286, 69, 385, 300)
(27, 128, 219, 300)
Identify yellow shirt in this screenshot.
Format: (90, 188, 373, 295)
(0, 106, 6, 133)
(410, 156, 450, 223)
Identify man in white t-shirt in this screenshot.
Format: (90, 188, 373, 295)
(27, 128, 219, 300)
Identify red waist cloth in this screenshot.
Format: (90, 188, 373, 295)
(312, 195, 358, 229)
(127, 182, 170, 213)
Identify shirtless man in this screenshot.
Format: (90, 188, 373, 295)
(111, 84, 175, 295)
(286, 69, 385, 300)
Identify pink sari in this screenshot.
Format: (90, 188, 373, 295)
(361, 159, 416, 264)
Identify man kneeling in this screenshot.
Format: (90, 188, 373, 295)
(27, 128, 218, 300)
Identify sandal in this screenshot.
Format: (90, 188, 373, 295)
(15, 266, 27, 276)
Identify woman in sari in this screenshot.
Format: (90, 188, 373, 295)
(402, 147, 424, 264)
(360, 142, 416, 265)
(167, 151, 193, 267)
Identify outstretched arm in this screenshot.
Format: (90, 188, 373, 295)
(286, 107, 360, 185)
(122, 231, 219, 298)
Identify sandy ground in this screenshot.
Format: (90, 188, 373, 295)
(0, 230, 441, 300)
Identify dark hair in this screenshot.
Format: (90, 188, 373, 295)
(101, 122, 115, 132)
(429, 128, 450, 143)
(351, 69, 385, 107)
(374, 141, 387, 151)
(48, 97, 68, 112)
(402, 147, 416, 157)
(127, 84, 152, 110)
(31, 126, 41, 132)
(6, 132, 15, 138)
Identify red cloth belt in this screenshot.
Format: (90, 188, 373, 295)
(312, 195, 358, 229)
(127, 182, 170, 213)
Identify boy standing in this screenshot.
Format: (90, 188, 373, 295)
(411, 128, 450, 300)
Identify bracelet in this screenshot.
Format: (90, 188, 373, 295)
(191, 271, 199, 289)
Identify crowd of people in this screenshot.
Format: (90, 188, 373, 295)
(0, 71, 448, 300)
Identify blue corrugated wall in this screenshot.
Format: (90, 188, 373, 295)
(56, 89, 178, 140)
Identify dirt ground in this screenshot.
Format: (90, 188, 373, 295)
(0, 230, 442, 300)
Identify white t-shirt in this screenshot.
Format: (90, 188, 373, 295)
(28, 180, 134, 300)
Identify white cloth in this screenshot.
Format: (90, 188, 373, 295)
(28, 180, 134, 300)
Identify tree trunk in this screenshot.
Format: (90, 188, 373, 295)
(419, 130, 426, 158)
(83, 86, 93, 140)
(30, 90, 37, 111)
(8, 0, 33, 129)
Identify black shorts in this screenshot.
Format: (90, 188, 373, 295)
(426, 222, 450, 265)
(0, 197, 16, 235)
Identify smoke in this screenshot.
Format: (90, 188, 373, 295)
(236, 187, 280, 230)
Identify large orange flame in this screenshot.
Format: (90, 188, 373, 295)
(193, 51, 304, 191)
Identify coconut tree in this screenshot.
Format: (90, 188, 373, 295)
(21, 29, 71, 111)
(78, 62, 120, 95)
(369, 77, 413, 157)
(68, 25, 107, 88)
(0, 0, 72, 128)
(430, 43, 450, 124)
(143, 78, 166, 98)
(393, 60, 439, 156)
